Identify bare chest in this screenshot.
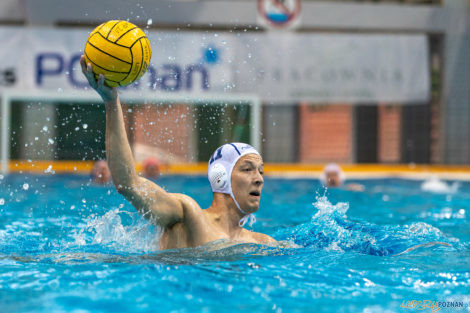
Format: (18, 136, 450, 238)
(159, 216, 229, 250)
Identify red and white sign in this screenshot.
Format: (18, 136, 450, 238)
(257, 0, 302, 30)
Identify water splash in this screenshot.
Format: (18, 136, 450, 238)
(421, 176, 459, 194)
(274, 196, 459, 256)
(71, 209, 160, 253)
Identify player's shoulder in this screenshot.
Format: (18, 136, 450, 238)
(247, 230, 276, 244)
(171, 193, 203, 212)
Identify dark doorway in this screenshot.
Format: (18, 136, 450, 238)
(355, 105, 378, 163)
(196, 103, 251, 162)
(56, 103, 106, 160)
(401, 105, 431, 163)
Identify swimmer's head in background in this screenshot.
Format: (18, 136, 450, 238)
(143, 157, 161, 179)
(208, 143, 261, 227)
(320, 163, 345, 187)
(91, 160, 111, 184)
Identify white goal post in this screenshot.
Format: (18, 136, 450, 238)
(0, 89, 262, 174)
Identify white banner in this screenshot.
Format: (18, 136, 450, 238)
(0, 26, 429, 103)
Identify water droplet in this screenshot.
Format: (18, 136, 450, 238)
(147, 18, 153, 25)
(44, 165, 54, 174)
(83, 124, 88, 129)
(48, 138, 55, 144)
(42, 126, 48, 132)
(0, 199, 4, 205)
(22, 183, 29, 190)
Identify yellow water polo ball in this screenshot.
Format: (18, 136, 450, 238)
(84, 20, 152, 87)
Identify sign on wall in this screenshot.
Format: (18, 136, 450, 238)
(257, 0, 302, 30)
(0, 26, 430, 104)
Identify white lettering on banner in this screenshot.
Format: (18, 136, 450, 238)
(0, 27, 430, 103)
(232, 33, 430, 103)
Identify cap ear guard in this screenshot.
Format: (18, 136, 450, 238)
(208, 163, 228, 190)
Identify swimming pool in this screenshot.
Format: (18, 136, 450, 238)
(1, 174, 469, 312)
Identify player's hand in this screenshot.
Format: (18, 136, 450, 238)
(80, 55, 117, 103)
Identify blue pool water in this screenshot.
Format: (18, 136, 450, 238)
(1, 174, 469, 313)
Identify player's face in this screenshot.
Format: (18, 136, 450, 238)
(144, 164, 160, 178)
(231, 154, 264, 213)
(94, 163, 111, 184)
(326, 171, 341, 187)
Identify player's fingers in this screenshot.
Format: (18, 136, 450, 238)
(86, 63, 93, 76)
(85, 64, 98, 88)
(86, 63, 96, 82)
(97, 74, 105, 89)
(80, 55, 87, 73)
(80, 57, 95, 87)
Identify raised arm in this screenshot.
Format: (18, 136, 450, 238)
(80, 56, 184, 227)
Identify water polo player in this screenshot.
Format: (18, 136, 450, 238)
(320, 163, 365, 192)
(80, 56, 275, 250)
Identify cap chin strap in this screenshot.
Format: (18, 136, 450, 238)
(229, 193, 256, 227)
(239, 214, 256, 228)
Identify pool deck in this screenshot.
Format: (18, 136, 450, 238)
(7, 160, 470, 180)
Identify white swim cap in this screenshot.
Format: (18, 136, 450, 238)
(208, 143, 261, 227)
(320, 163, 345, 185)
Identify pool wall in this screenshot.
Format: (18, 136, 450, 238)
(6, 160, 470, 180)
